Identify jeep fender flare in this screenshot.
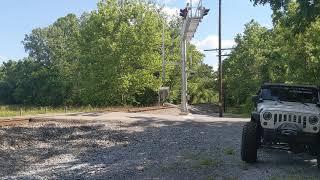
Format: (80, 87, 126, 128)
(251, 111, 260, 124)
(251, 111, 262, 147)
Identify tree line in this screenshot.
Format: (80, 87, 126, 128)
(6, 0, 313, 111)
(224, 0, 320, 112)
(0, 0, 217, 107)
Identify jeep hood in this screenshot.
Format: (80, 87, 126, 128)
(257, 100, 320, 114)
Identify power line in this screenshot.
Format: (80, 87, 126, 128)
(204, 48, 234, 51)
(217, 54, 231, 57)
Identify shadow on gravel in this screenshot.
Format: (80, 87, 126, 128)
(1, 117, 320, 179)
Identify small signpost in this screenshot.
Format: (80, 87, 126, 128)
(159, 87, 170, 106)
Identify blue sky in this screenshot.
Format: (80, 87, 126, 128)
(0, 0, 272, 69)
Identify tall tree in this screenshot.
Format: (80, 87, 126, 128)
(251, 0, 320, 30)
(0, 0, 214, 107)
(23, 14, 81, 105)
(224, 0, 320, 112)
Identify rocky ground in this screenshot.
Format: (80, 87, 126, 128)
(1, 110, 320, 179)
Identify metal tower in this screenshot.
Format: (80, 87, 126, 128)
(180, 0, 209, 114)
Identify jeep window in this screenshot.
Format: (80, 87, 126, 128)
(261, 87, 318, 104)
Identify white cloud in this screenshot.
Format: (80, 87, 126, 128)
(157, 0, 177, 5)
(0, 55, 8, 62)
(192, 35, 236, 51)
(186, 0, 200, 5)
(191, 35, 236, 70)
(161, 6, 179, 17)
(262, 23, 273, 29)
(163, 0, 176, 4)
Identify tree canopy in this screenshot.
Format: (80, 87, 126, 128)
(224, 0, 320, 112)
(251, 0, 320, 31)
(0, 0, 217, 106)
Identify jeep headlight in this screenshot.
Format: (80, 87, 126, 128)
(309, 116, 319, 125)
(263, 112, 272, 121)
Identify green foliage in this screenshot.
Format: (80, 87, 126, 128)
(78, 0, 163, 105)
(0, 81, 13, 104)
(188, 63, 218, 104)
(223, 21, 270, 108)
(225, 1, 320, 111)
(0, 0, 216, 107)
(251, 0, 320, 31)
(0, 105, 111, 117)
(22, 13, 81, 105)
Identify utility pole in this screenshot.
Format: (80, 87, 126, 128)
(218, 0, 223, 117)
(181, 38, 188, 113)
(162, 21, 166, 83)
(180, 4, 189, 114)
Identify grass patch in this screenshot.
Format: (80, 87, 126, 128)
(192, 158, 222, 169)
(223, 147, 235, 155)
(0, 105, 125, 118)
(181, 152, 223, 169)
(199, 158, 221, 167)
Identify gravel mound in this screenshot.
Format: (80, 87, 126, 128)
(1, 115, 320, 179)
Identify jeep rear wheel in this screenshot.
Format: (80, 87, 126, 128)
(241, 122, 258, 163)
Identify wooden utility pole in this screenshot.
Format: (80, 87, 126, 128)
(218, 0, 223, 117)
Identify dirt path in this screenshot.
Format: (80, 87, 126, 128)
(1, 113, 319, 179)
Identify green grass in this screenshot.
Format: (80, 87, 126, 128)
(0, 105, 112, 118)
(181, 152, 223, 169)
(223, 147, 235, 155)
(0, 104, 253, 118)
(199, 158, 221, 167)
(191, 157, 222, 169)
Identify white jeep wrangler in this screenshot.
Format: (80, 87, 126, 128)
(241, 83, 320, 167)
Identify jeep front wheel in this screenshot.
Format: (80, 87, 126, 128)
(241, 122, 258, 163)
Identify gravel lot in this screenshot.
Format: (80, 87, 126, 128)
(1, 112, 320, 179)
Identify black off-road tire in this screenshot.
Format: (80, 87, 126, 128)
(317, 154, 320, 169)
(241, 122, 258, 163)
(314, 145, 320, 169)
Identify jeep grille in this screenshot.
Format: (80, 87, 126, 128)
(273, 113, 307, 128)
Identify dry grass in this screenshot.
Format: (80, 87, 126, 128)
(0, 105, 164, 118)
(0, 105, 101, 117)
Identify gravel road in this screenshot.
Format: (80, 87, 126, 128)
(1, 112, 320, 179)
